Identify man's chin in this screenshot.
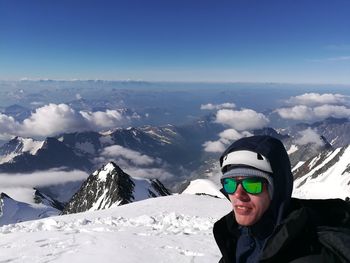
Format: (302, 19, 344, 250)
(234, 214, 257, 226)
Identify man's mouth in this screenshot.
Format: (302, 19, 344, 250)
(234, 205, 252, 214)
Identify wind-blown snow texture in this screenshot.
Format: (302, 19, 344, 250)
(0, 194, 231, 263)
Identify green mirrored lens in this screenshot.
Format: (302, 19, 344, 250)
(242, 178, 263, 194)
(223, 178, 237, 194)
(222, 177, 264, 195)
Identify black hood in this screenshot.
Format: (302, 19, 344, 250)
(220, 135, 293, 226)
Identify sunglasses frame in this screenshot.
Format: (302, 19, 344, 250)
(221, 177, 267, 195)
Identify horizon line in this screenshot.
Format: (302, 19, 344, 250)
(1, 78, 350, 86)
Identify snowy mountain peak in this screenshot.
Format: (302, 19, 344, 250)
(0, 137, 43, 164)
(92, 162, 119, 182)
(0, 192, 10, 200)
(62, 162, 171, 215)
(0, 190, 60, 226)
(182, 179, 226, 199)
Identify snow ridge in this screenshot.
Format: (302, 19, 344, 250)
(293, 145, 350, 199)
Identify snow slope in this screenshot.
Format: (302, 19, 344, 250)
(0, 193, 60, 226)
(293, 145, 350, 199)
(0, 194, 231, 263)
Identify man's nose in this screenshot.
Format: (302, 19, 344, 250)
(233, 184, 249, 200)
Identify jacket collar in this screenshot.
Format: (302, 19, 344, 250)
(213, 211, 239, 262)
(261, 204, 309, 260)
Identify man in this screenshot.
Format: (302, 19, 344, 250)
(213, 135, 350, 263)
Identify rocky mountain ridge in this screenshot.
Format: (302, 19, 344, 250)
(62, 162, 170, 214)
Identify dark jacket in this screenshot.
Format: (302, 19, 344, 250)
(213, 198, 350, 263)
(215, 136, 350, 262)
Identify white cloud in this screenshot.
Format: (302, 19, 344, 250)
(277, 93, 350, 121)
(0, 169, 88, 204)
(80, 110, 124, 130)
(295, 128, 323, 147)
(0, 134, 13, 141)
(100, 145, 155, 166)
(313, 105, 350, 119)
(123, 167, 174, 181)
(0, 187, 38, 204)
(215, 109, 269, 131)
(202, 107, 265, 153)
(203, 129, 252, 153)
(30, 101, 45, 106)
(200, 103, 235, 110)
(276, 104, 350, 121)
(95, 145, 174, 181)
(203, 140, 226, 153)
(21, 104, 87, 137)
(0, 169, 88, 188)
(0, 113, 19, 134)
(0, 103, 132, 138)
(275, 105, 314, 120)
(96, 146, 174, 181)
(286, 93, 348, 106)
(218, 129, 243, 143)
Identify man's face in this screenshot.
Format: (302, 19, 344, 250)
(228, 176, 271, 226)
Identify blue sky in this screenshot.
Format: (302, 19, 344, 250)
(1, 0, 350, 83)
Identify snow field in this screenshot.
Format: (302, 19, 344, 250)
(0, 194, 232, 263)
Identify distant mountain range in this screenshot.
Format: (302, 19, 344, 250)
(0, 136, 91, 172)
(1, 117, 350, 225)
(1, 117, 350, 181)
(0, 118, 222, 173)
(285, 117, 350, 148)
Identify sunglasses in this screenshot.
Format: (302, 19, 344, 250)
(221, 177, 266, 195)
